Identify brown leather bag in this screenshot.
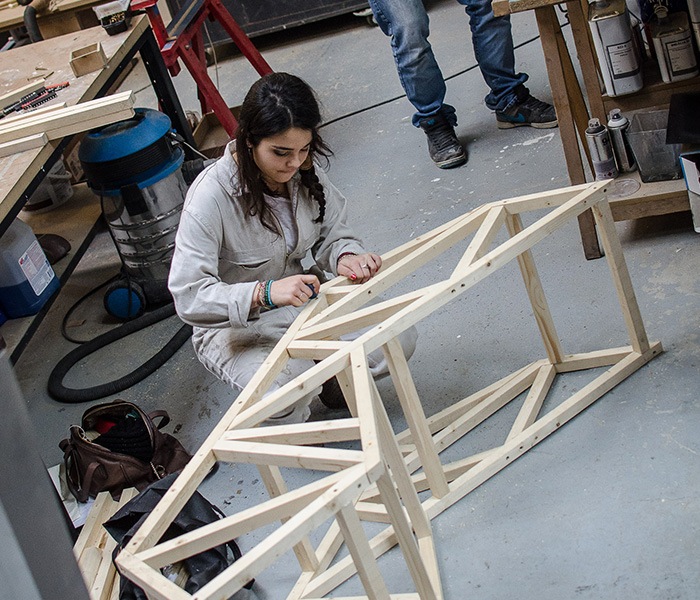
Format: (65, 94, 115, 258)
(59, 400, 192, 502)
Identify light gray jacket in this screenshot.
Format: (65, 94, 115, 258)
(168, 142, 366, 330)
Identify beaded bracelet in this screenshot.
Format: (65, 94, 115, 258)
(264, 279, 277, 308)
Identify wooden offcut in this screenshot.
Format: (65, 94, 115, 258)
(0, 90, 135, 145)
(114, 181, 661, 599)
(74, 488, 138, 600)
(70, 43, 108, 77)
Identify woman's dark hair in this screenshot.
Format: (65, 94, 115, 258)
(235, 72, 332, 232)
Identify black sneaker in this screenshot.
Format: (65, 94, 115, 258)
(496, 94, 558, 129)
(419, 113, 467, 169)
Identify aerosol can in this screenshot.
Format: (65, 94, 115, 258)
(588, 0, 644, 96)
(688, 0, 700, 49)
(586, 118, 619, 180)
(607, 108, 636, 172)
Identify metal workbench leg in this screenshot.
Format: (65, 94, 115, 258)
(137, 28, 198, 154)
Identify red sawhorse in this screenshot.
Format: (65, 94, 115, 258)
(131, 0, 273, 136)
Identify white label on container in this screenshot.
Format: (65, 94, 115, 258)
(607, 40, 640, 78)
(664, 35, 697, 75)
(18, 240, 55, 296)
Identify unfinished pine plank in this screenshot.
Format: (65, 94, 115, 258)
(506, 212, 564, 364)
(124, 294, 323, 554)
(213, 440, 364, 471)
(190, 464, 378, 600)
(0, 79, 45, 107)
(74, 492, 115, 561)
(506, 364, 556, 442)
(402, 362, 541, 473)
(0, 132, 47, 157)
(223, 419, 361, 445)
(554, 346, 637, 372)
(138, 472, 347, 569)
(0, 91, 135, 145)
(286, 339, 350, 360)
(303, 207, 491, 329)
(1, 102, 68, 124)
(452, 205, 506, 275)
(349, 349, 382, 469)
(382, 337, 449, 498)
(335, 504, 391, 600)
(256, 463, 320, 573)
(592, 199, 651, 354)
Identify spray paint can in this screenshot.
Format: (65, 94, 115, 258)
(588, 0, 643, 97)
(688, 0, 700, 49)
(607, 108, 636, 172)
(586, 118, 618, 180)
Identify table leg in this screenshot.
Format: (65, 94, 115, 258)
(534, 5, 604, 259)
(137, 28, 198, 154)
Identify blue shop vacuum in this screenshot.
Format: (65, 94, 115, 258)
(79, 107, 188, 320)
(48, 108, 212, 403)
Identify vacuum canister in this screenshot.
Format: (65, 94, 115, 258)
(79, 108, 187, 317)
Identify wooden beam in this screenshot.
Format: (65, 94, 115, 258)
(0, 91, 135, 145)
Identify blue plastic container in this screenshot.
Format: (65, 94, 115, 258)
(0, 218, 59, 318)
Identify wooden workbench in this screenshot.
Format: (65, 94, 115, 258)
(0, 15, 194, 361)
(0, 0, 105, 37)
(493, 0, 696, 258)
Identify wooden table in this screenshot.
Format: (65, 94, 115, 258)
(0, 0, 106, 37)
(493, 0, 695, 259)
(0, 15, 194, 361)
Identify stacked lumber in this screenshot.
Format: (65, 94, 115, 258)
(73, 488, 190, 599)
(73, 489, 137, 600)
(0, 90, 135, 158)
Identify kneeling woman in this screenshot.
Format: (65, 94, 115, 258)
(168, 72, 416, 424)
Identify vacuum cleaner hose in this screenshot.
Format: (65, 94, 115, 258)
(48, 302, 192, 403)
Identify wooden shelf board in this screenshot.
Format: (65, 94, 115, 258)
(609, 171, 690, 222)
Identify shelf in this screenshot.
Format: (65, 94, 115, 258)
(608, 171, 690, 222)
(0, 182, 102, 363)
(601, 63, 700, 115)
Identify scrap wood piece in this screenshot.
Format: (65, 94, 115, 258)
(74, 488, 138, 600)
(0, 132, 48, 158)
(0, 80, 45, 108)
(0, 91, 135, 145)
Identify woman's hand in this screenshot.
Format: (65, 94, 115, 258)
(269, 274, 320, 307)
(337, 252, 382, 284)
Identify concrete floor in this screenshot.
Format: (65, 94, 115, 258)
(9, 1, 700, 598)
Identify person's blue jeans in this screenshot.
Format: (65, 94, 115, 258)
(368, 0, 529, 126)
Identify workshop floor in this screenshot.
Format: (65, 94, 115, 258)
(10, 1, 700, 598)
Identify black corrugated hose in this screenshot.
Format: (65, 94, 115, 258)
(48, 302, 192, 403)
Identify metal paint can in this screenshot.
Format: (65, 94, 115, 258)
(607, 109, 636, 172)
(586, 118, 619, 180)
(588, 0, 643, 97)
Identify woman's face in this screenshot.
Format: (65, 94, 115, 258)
(251, 127, 313, 189)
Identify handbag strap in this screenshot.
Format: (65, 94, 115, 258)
(60, 435, 104, 503)
(146, 409, 169, 429)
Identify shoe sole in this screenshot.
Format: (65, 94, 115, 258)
(435, 152, 468, 169)
(497, 120, 558, 130)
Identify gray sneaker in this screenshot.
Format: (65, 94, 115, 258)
(419, 113, 467, 169)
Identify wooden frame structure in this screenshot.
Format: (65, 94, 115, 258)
(116, 181, 661, 599)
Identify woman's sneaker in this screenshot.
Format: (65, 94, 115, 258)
(496, 94, 558, 129)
